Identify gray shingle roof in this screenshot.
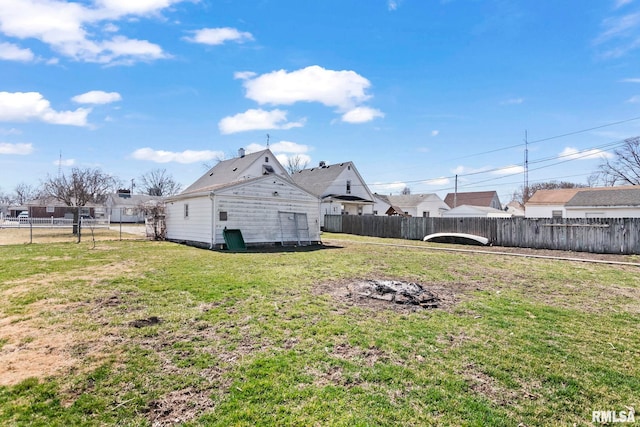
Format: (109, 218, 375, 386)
(565, 187, 640, 207)
(290, 162, 354, 196)
(182, 149, 284, 194)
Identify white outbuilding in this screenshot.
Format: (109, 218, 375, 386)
(165, 149, 321, 249)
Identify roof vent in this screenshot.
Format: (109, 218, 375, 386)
(319, 161, 326, 167)
(238, 148, 245, 158)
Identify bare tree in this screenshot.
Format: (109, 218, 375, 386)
(0, 189, 14, 204)
(138, 169, 182, 196)
(401, 186, 411, 195)
(42, 167, 118, 234)
(513, 181, 587, 204)
(285, 155, 309, 174)
(593, 137, 640, 186)
(14, 182, 41, 205)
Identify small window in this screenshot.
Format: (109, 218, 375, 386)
(46, 206, 55, 213)
(346, 180, 351, 194)
(265, 157, 269, 162)
(184, 204, 189, 218)
(423, 211, 430, 217)
(219, 211, 228, 221)
(552, 210, 562, 219)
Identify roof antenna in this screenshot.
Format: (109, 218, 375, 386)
(58, 150, 62, 177)
(266, 133, 270, 148)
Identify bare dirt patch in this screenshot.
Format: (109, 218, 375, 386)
(0, 315, 78, 386)
(316, 278, 470, 313)
(147, 387, 216, 427)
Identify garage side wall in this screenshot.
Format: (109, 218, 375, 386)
(214, 179, 321, 245)
(165, 195, 212, 246)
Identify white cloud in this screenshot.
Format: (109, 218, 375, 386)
(388, 0, 398, 11)
(620, 77, 640, 82)
(0, 92, 90, 126)
(615, 0, 633, 9)
(246, 140, 313, 169)
(559, 147, 613, 160)
(491, 165, 525, 175)
(275, 153, 312, 168)
(239, 65, 373, 110)
(72, 90, 122, 104)
(184, 27, 254, 45)
(369, 181, 407, 193)
(54, 158, 75, 166)
(423, 177, 450, 186)
(431, 130, 440, 137)
(0, 42, 34, 62)
(95, 0, 185, 16)
(0, 0, 182, 65)
(594, 12, 640, 58)
(131, 147, 225, 164)
(501, 97, 524, 105)
(0, 142, 33, 155)
(341, 107, 384, 123)
(627, 95, 640, 103)
(218, 108, 305, 134)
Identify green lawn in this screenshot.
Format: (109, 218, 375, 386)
(0, 233, 638, 426)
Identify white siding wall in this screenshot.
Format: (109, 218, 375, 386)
(565, 207, 640, 218)
(214, 179, 320, 245)
(323, 168, 371, 201)
(165, 196, 213, 245)
(525, 205, 565, 218)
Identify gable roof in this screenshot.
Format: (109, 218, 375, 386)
(565, 187, 640, 207)
(444, 191, 499, 208)
(291, 161, 374, 201)
(290, 162, 352, 195)
(182, 149, 287, 194)
(526, 185, 638, 205)
(105, 193, 163, 207)
(525, 188, 583, 205)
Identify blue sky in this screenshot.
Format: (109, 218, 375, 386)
(1, 0, 640, 202)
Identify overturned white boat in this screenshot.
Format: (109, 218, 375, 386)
(423, 232, 489, 246)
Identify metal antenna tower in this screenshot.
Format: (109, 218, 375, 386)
(524, 130, 529, 199)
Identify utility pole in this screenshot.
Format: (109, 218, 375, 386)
(454, 174, 458, 208)
(524, 130, 529, 202)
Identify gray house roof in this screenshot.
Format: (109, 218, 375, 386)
(291, 162, 352, 196)
(565, 187, 640, 207)
(182, 149, 287, 194)
(290, 161, 374, 202)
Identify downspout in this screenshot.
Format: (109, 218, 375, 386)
(209, 192, 216, 249)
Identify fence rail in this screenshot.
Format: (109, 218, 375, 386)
(324, 215, 640, 254)
(1, 217, 110, 229)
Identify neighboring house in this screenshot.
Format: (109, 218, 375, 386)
(504, 201, 525, 217)
(526, 186, 640, 218)
(524, 189, 582, 218)
(444, 191, 502, 210)
(22, 197, 99, 219)
(290, 161, 375, 226)
(374, 193, 450, 217)
(442, 205, 512, 218)
(564, 187, 640, 217)
(165, 148, 321, 248)
(372, 194, 409, 217)
(105, 190, 163, 223)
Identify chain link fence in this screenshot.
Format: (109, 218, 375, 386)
(0, 217, 150, 245)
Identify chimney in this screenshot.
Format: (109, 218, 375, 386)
(319, 161, 326, 167)
(238, 148, 245, 158)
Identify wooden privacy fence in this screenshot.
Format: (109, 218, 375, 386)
(323, 215, 640, 255)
